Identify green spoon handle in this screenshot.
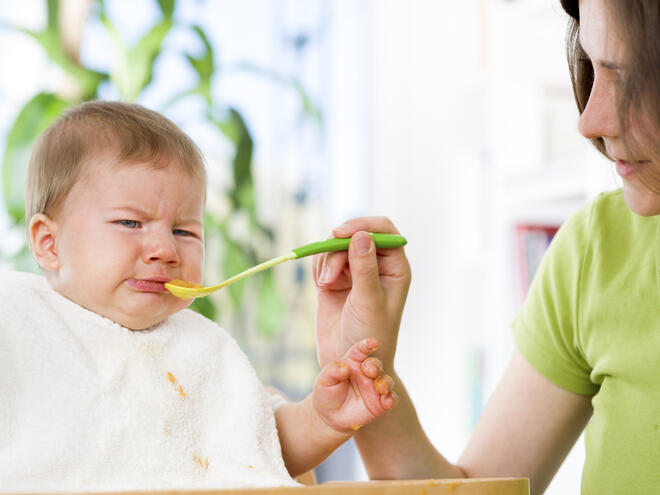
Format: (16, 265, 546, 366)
(291, 233, 407, 259)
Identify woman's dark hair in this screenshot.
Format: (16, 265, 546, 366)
(560, 0, 660, 168)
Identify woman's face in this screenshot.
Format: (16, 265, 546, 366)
(578, 0, 660, 216)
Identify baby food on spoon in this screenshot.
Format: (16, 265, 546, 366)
(168, 279, 204, 289)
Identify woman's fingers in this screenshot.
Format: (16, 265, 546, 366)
(315, 250, 349, 289)
(333, 216, 400, 238)
(347, 232, 385, 299)
(335, 219, 410, 292)
(315, 217, 409, 291)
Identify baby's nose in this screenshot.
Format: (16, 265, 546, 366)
(143, 233, 180, 265)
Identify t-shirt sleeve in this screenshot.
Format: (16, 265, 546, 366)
(511, 206, 599, 396)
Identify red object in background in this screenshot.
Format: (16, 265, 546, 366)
(515, 223, 560, 299)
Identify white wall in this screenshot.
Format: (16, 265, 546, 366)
(355, 0, 619, 492)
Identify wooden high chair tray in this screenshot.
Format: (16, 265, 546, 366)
(14, 478, 529, 495)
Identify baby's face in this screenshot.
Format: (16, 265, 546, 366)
(47, 159, 205, 330)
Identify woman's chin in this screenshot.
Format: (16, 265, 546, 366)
(622, 182, 660, 216)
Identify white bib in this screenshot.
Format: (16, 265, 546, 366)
(0, 271, 297, 492)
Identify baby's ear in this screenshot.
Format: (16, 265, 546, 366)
(29, 213, 60, 271)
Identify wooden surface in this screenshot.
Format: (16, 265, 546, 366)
(15, 478, 529, 495)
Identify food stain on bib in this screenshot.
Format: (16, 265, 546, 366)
(193, 455, 210, 470)
(166, 371, 187, 398)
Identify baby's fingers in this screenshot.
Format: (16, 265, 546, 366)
(344, 338, 379, 364)
(361, 356, 383, 379)
(314, 360, 352, 412)
(374, 374, 395, 395)
(318, 360, 351, 388)
(380, 391, 398, 411)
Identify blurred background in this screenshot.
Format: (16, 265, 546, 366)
(0, 0, 621, 492)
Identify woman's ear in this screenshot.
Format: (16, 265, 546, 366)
(29, 213, 60, 271)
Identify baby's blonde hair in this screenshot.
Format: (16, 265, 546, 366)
(26, 100, 207, 220)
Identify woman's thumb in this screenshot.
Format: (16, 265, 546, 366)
(348, 231, 383, 297)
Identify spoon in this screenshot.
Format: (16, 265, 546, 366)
(165, 232, 407, 299)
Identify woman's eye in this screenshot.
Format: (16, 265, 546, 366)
(118, 219, 140, 228)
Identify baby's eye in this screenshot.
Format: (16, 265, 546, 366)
(118, 219, 141, 229)
(173, 229, 195, 237)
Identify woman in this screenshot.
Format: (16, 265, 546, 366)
(312, 1, 660, 493)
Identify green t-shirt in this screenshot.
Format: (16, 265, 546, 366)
(512, 189, 660, 494)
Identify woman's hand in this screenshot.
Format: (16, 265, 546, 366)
(312, 217, 411, 370)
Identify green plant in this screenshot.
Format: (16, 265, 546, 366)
(0, 0, 321, 337)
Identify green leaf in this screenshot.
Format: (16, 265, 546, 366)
(228, 108, 253, 192)
(2, 92, 70, 222)
(103, 14, 173, 101)
(185, 55, 212, 103)
(207, 107, 255, 212)
(157, 0, 175, 19)
(161, 87, 199, 110)
(202, 210, 223, 231)
(19, 27, 106, 98)
(184, 26, 215, 104)
(234, 180, 255, 215)
(191, 26, 214, 76)
(13, 0, 106, 99)
(210, 110, 240, 145)
(255, 270, 285, 337)
(234, 61, 323, 127)
(189, 296, 218, 321)
(248, 211, 275, 241)
(293, 80, 323, 126)
(176, 25, 216, 107)
(46, 0, 59, 31)
(223, 238, 255, 309)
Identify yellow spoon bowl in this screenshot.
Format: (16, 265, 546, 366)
(165, 233, 407, 300)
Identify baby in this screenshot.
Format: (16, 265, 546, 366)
(0, 101, 395, 491)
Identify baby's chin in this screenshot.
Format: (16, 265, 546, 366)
(111, 298, 194, 331)
(107, 305, 184, 331)
(47, 277, 187, 330)
(114, 315, 165, 331)
(86, 305, 168, 331)
(81, 298, 178, 331)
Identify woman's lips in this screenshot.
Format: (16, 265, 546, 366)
(127, 279, 169, 292)
(615, 159, 649, 179)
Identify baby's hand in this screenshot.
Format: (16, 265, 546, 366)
(313, 338, 396, 434)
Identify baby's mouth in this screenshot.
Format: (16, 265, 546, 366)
(127, 278, 169, 293)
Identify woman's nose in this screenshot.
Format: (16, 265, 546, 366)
(142, 232, 180, 265)
(577, 75, 619, 140)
